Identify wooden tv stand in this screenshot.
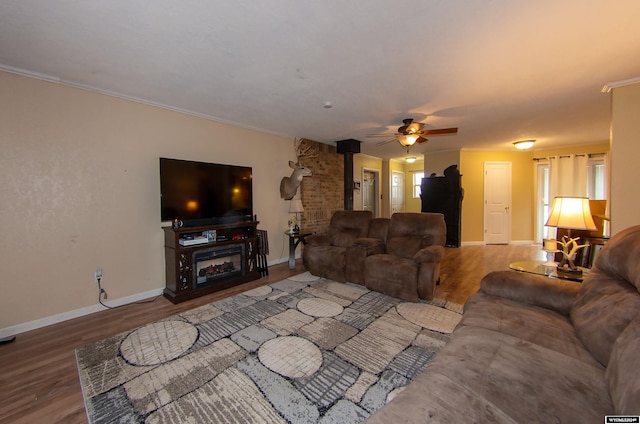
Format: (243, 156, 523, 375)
(162, 221, 260, 303)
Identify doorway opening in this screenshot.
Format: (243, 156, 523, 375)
(362, 169, 380, 217)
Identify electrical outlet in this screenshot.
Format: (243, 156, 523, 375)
(94, 268, 103, 283)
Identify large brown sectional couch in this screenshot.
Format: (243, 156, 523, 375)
(366, 225, 640, 422)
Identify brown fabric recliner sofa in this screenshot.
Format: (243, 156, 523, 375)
(364, 212, 446, 301)
(366, 225, 640, 423)
(302, 210, 373, 282)
(303, 211, 446, 302)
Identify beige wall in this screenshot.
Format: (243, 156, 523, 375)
(0, 72, 296, 329)
(460, 150, 535, 243)
(459, 144, 610, 244)
(610, 82, 640, 234)
(404, 159, 424, 213)
(424, 150, 461, 176)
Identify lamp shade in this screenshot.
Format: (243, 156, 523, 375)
(545, 197, 597, 231)
(288, 199, 304, 213)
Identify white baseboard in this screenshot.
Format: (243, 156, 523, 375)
(461, 240, 537, 246)
(510, 240, 537, 245)
(0, 288, 164, 339)
(1, 259, 299, 339)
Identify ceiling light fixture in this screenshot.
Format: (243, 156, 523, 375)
(405, 156, 417, 163)
(396, 134, 420, 147)
(513, 140, 535, 150)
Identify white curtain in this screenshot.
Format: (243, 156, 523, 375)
(549, 154, 588, 199)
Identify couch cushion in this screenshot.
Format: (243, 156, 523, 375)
(385, 213, 445, 259)
(367, 325, 612, 423)
(365, 370, 519, 424)
(367, 218, 389, 243)
(328, 210, 372, 247)
(461, 292, 602, 366)
(570, 226, 640, 366)
(606, 316, 640, 414)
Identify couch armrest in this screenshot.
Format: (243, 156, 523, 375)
(305, 233, 332, 246)
(413, 245, 445, 264)
(480, 270, 581, 316)
(346, 238, 386, 285)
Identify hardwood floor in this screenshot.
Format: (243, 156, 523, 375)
(0, 244, 545, 424)
(436, 244, 546, 305)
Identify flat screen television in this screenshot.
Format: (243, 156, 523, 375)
(160, 157, 253, 226)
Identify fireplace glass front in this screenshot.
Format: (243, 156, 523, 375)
(193, 244, 244, 287)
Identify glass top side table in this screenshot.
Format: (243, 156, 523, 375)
(509, 260, 588, 282)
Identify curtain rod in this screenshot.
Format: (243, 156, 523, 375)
(533, 152, 606, 161)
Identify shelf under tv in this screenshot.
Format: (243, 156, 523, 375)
(162, 221, 260, 303)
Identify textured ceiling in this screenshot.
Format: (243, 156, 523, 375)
(1, 1, 639, 160)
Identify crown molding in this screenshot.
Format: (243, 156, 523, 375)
(601, 76, 640, 93)
(0, 64, 290, 139)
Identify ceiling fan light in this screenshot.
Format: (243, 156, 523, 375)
(513, 140, 535, 150)
(397, 134, 419, 147)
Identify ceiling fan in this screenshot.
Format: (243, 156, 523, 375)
(368, 118, 458, 149)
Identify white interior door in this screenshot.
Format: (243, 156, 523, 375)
(391, 171, 405, 214)
(484, 162, 511, 244)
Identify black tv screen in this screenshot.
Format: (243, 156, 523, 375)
(160, 158, 253, 225)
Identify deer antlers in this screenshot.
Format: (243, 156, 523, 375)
(294, 138, 318, 165)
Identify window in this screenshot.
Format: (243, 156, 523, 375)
(535, 162, 551, 242)
(587, 157, 606, 200)
(413, 172, 424, 198)
(535, 154, 608, 243)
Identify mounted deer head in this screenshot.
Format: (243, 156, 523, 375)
(280, 160, 312, 200)
(279, 138, 317, 200)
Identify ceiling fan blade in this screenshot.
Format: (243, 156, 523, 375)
(367, 134, 397, 138)
(416, 136, 429, 144)
(376, 138, 396, 146)
(421, 127, 458, 135)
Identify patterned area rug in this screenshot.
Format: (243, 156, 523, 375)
(76, 273, 462, 424)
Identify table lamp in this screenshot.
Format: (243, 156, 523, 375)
(288, 199, 304, 232)
(545, 196, 597, 275)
